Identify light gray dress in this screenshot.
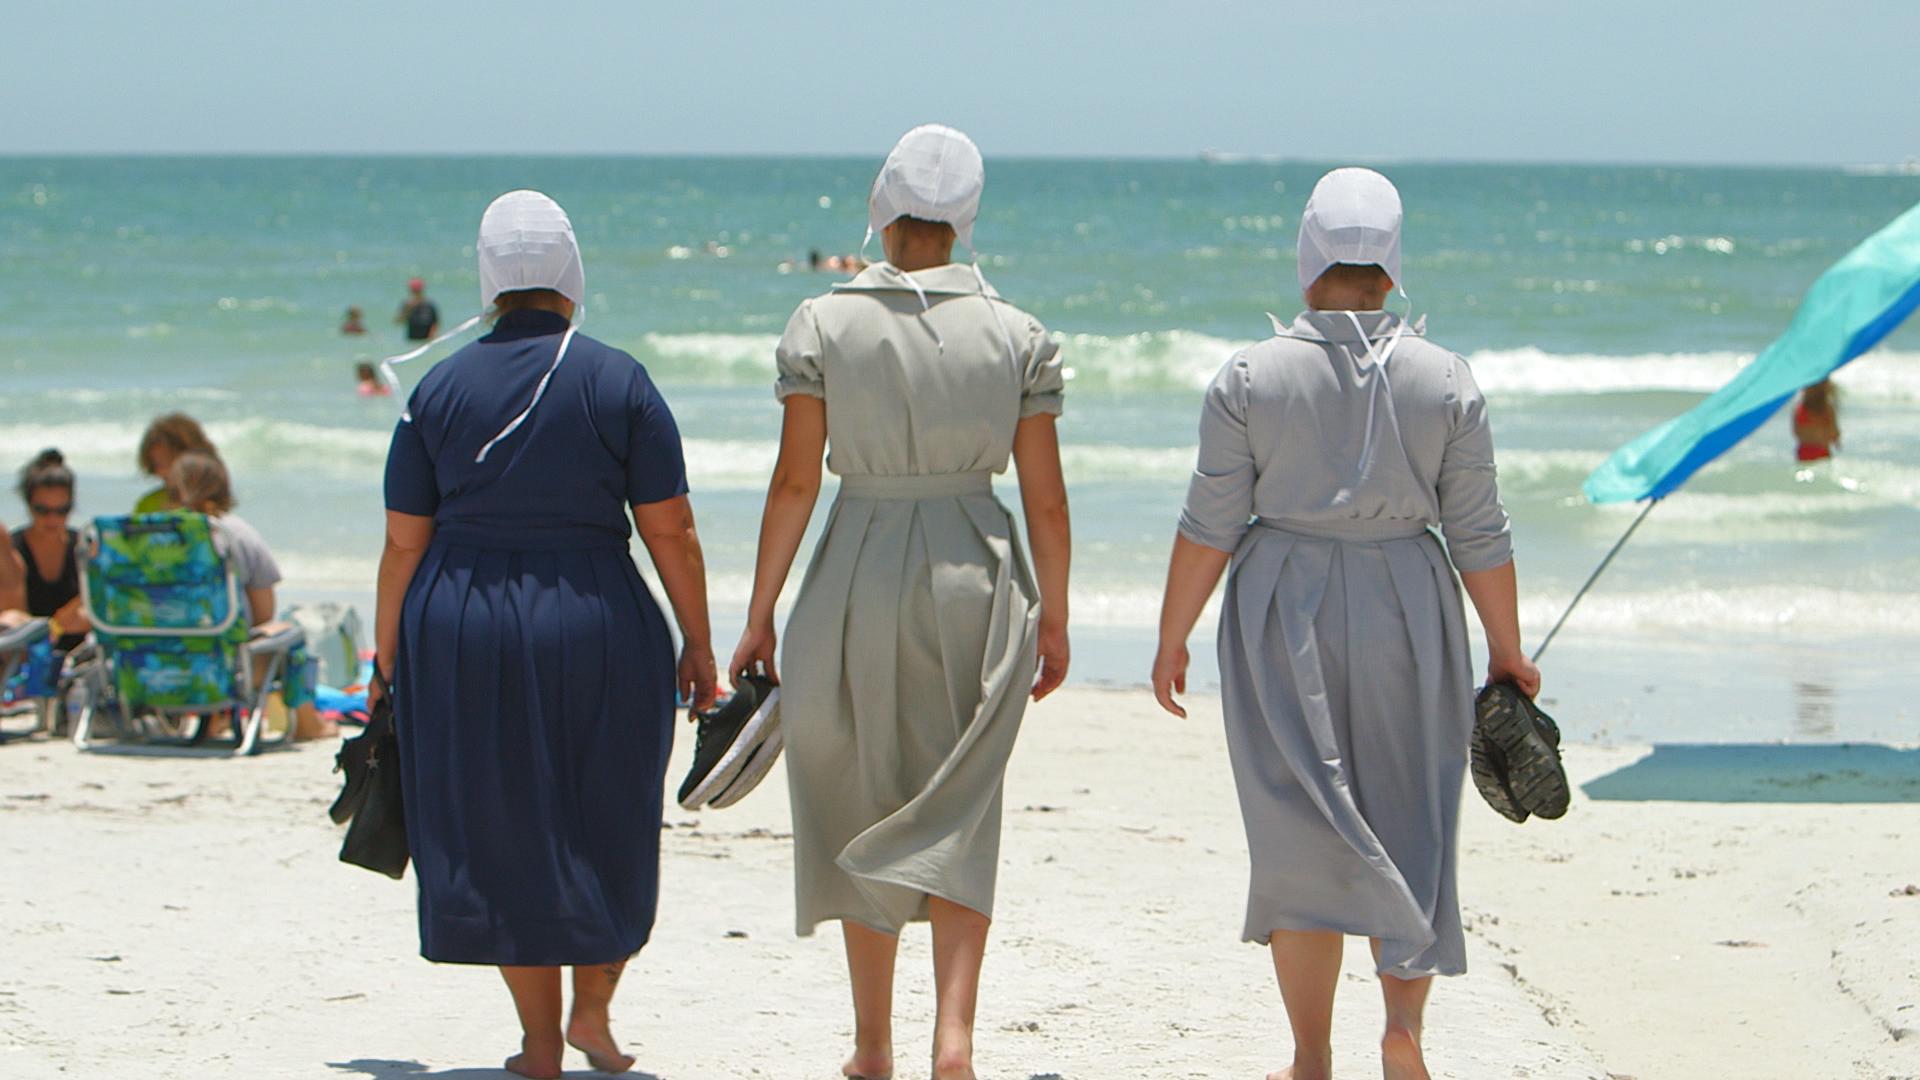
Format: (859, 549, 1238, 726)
(775, 262, 1063, 936)
(1178, 309, 1512, 978)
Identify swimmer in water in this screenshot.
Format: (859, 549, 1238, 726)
(341, 306, 367, 335)
(356, 362, 391, 397)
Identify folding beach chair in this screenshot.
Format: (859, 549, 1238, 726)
(0, 617, 53, 739)
(66, 512, 310, 756)
(0, 617, 49, 692)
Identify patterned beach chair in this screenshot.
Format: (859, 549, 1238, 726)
(67, 513, 311, 756)
(0, 617, 52, 739)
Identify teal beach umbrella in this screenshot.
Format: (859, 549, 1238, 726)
(1533, 201, 1920, 661)
(1585, 200, 1920, 504)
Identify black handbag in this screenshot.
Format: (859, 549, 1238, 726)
(331, 671, 410, 879)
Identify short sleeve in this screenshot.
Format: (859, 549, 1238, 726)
(1019, 316, 1064, 418)
(383, 412, 440, 517)
(774, 300, 826, 402)
(1176, 355, 1257, 552)
(1436, 356, 1514, 572)
(214, 518, 281, 593)
(625, 369, 690, 506)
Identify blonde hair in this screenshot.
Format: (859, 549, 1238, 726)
(166, 452, 235, 515)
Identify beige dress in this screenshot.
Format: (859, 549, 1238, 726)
(775, 262, 1063, 936)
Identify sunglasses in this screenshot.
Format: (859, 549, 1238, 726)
(30, 503, 72, 517)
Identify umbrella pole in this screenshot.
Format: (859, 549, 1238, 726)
(1531, 497, 1661, 663)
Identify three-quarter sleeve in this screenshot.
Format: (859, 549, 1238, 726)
(1019, 316, 1064, 418)
(1177, 355, 1257, 552)
(774, 300, 826, 402)
(625, 367, 690, 506)
(384, 411, 440, 517)
(1436, 356, 1514, 571)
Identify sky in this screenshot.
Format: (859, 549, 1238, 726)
(5, 1, 1918, 165)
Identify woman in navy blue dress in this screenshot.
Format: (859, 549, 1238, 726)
(373, 190, 716, 1079)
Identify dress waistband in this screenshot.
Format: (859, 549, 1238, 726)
(836, 471, 994, 499)
(431, 522, 630, 552)
(1254, 516, 1431, 544)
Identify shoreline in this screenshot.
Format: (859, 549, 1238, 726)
(3, 686, 1915, 1078)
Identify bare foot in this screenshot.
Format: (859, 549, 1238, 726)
(1266, 1057, 1332, 1080)
(843, 1046, 893, 1080)
(932, 1046, 975, 1080)
(505, 1038, 564, 1080)
(565, 1015, 636, 1074)
(1381, 1027, 1430, 1080)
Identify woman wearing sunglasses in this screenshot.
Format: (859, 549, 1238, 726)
(12, 449, 90, 651)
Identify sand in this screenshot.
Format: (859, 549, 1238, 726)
(1, 687, 1914, 1080)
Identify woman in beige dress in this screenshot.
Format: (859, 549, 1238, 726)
(730, 125, 1071, 1080)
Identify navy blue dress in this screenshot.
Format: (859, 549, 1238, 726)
(384, 308, 686, 966)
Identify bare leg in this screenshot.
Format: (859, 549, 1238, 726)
(1371, 940, 1433, 1080)
(1266, 930, 1342, 1080)
(842, 920, 899, 1079)
(928, 896, 990, 1080)
(567, 959, 637, 1074)
(498, 966, 564, 1079)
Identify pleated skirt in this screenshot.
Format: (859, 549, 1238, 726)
(1219, 522, 1474, 978)
(781, 472, 1040, 936)
(395, 540, 677, 966)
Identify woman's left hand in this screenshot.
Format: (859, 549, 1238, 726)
(679, 642, 718, 713)
(1151, 641, 1189, 718)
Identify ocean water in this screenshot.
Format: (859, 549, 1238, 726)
(3, 157, 1916, 742)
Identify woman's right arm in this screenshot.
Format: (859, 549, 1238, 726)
(1459, 562, 1538, 696)
(635, 495, 717, 712)
(371, 511, 434, 704)
(729, 396, 826, 684)
(1012, 413, 1071, 700)
(0, 525, 25, 612)
(1439, 358, 1539, 696)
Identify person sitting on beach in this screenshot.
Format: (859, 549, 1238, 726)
(731, 124, 1071, 1080)
(341, 306, 368, 335)
(165, 452, 278, 628)
(1152, 167, 1538, 1080)
(355, 362, 390, 397)
(1793, 378, 1840, 462)
(165, 452, 331, 738)
(134, 413, 223, 515)
(395, 277, 439, 341)
(12, 449, 91, 652)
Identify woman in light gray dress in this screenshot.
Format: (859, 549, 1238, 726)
(1152, 168, 1541, 1080)
(730, 125, 1071, 1080)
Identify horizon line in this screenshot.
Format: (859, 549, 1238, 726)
(2, 150, 1915, 173)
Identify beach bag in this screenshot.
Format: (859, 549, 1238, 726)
(285, 602, 362, 689)
(332, 672, 409, 879)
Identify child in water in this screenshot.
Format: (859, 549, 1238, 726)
(355, 362, 390, 397)
(1793, 379, 1840, 461)
(341, 306, 367, 335)
(1792, 379, 1851, 486)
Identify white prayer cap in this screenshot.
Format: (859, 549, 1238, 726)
(477, 190, 586, 311)
(1296, 168, 1403, 294)
(867, 124, 985, 251)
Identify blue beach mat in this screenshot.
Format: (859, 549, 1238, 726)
(1583, 744, 1920, 804)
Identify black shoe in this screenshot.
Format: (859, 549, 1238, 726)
(1471, 683, 1571, 823)
(677, 674, 776, 810)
